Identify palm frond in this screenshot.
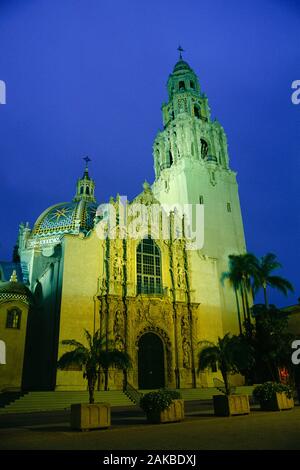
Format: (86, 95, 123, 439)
(57, 349, 87, 370)
(267, 276, 294, 295)
(198, 340, 215, 348)
(198, 333, 253, 376)
(83, 329, 93, 349)
(260, 253, 282, 273)
(61, 339, 85, 349)
(198, 345, 220, 372)
(98, 350, 131, 370)
(108, 350, 132, 369)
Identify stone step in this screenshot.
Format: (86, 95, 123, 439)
(0, 391, 133, 414)
(0, 386, 256, 414)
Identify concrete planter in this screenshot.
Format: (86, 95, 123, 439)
(213, 394, 250, 417)
(260, 392, 294, 411)
(146, 399, 185, 424)
(70, 403, 111, 431)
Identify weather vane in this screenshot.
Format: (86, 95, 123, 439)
(177, 45, 184, 60)
(83, 156, 91, 168)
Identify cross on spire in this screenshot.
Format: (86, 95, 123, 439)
(177, 45, 184, 60)
(83, 156, 91, 169)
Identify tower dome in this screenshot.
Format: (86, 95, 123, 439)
(172, 59, 193, 74)
(0, 270, 32, 305)
(167, 49, 200, 100)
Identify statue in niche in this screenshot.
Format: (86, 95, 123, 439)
(182, 338, 191, 368)
(115, 335, 124, 351)
(113, 253, 123, 281)
(113, 310, 123, 336)
(136, 306, 143, 322)
(143, 303, 151, 323)
(136, 302, 151, 323)
(176, 261, 185, 288)
(181, 315, 189, 338)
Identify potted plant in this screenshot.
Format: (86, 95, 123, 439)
(57, 329, 131, 430)
(140, 389, 184, 424)
(198, 333, 253, 416)
(253, 382, 294, 411)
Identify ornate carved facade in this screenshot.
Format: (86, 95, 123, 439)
(0, 54, 247, 391)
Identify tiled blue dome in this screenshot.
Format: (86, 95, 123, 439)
(31, 200, 97, 238)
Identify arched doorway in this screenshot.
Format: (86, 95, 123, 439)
(138, 332, 165, 389)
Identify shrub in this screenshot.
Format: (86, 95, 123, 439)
(253, 381, 293, 403)
(140, 389, 181, 414)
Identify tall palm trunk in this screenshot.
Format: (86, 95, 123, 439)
(104, 368, 109, 391)
(88, 376, 96, 404)
(123, 369, 128, 390)
(263, 282, 269, 309)
(243, 283, 251, 322)
(240, 285, 247, 322)
(234, 287, 242, 335)
(220, 366, 230, 395)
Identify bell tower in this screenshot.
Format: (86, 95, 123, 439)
(153, 48, 229, 181)
(152, 49, 247, 334)
(152, 49, 245, 259)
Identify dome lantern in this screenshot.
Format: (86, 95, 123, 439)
(73, 157, 96, 203)
(30, 159, 98, 241)
(166, 46, 200, 101)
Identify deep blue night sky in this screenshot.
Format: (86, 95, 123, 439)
(0, 0, 299, 306)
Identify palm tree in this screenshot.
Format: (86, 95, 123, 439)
(253, 253, 294, 309)
(221, 264, 242, 334)
(57, 329, 131, 403)
(197, 333, 253, 395)
(222, 253, 258, 324)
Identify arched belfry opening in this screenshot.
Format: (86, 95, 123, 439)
(138, 332, 165, 389)
(200, 138, 209, 159)
(194, 105, 200, 119)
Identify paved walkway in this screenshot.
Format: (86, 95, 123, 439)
(0, 403, 299, 450)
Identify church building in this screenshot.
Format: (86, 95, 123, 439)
(0, 53, 246, 392)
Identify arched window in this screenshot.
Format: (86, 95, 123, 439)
(178, 80, 186, 91)
(200, 138, 208, 159)
(199, 195, 204, 205)
(169, 150, 173, 166)
(190, 80, 195, 89)
(137, 238, 162, 294)
(6, 308, 21, 329)
(194, 105, 200, 119)
(86, 186, 90, 195)
(80, 186, 84, 194)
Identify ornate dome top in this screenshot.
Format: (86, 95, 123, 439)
(167, 50, 200, 100)
(0, 280, 30, 296)
(0, 270, 32, 304)
(172, 59, 192, 74)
